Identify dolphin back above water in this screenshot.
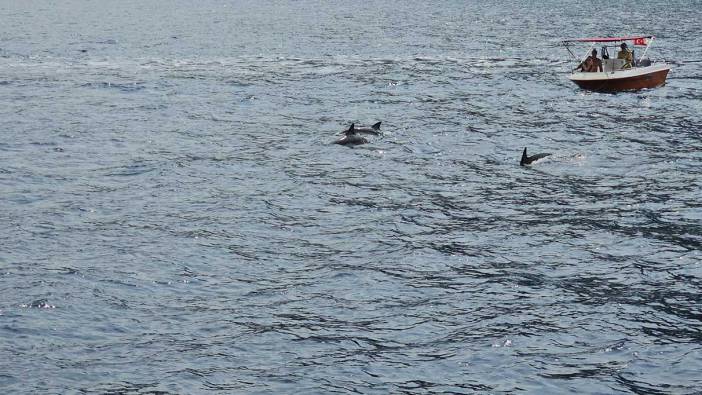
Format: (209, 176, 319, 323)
(520, 147, 551, 166)
(335, 123, 369, 146)
(349, 121, 381, 136)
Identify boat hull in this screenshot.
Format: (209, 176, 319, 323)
(569, 65, 670, 92)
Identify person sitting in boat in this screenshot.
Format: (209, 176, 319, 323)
(576, 49, 603, 72)
(617, 42, 633, 69)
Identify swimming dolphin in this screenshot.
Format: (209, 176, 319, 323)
(334, 123, 369, 146)
(520, 147, 551, 166)
(350, 121, 382, 136)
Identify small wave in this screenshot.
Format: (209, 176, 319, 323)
(82, 81, 145, 92)
(20, 299, 56, 309)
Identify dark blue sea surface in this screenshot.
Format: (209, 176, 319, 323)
(1, 1, 701, 393)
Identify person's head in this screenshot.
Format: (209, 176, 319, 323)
(591, 49, 598, 56)
(620, 43, 628, 50)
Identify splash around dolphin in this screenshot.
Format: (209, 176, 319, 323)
(520, 147, 551, 166)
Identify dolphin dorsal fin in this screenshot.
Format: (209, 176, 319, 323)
(343, 123, 355, 136)
(372, 121, 381, 130)
(520, 147, 528, 166)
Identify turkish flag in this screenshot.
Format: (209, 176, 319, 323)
(633, 38, 647, 46)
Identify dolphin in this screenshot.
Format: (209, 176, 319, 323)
(351, 121, 382, 136)
(334, 123, 369, 146)
(520, 147, 551, 166)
